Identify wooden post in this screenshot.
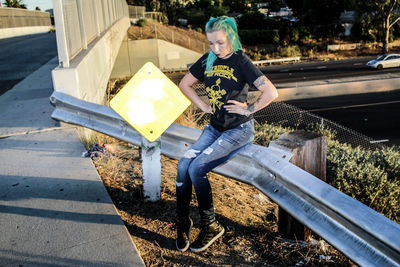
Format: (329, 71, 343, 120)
(269, 130, 326, 240)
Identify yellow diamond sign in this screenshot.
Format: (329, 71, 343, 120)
(110, 62, 191, 142)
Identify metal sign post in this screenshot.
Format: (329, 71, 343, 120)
(110, 62, 191, 201)
(141, 136, 161, 201)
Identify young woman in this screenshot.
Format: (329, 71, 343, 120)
(175, 16, 278, 252)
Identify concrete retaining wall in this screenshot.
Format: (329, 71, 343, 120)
(110, 38, 202, 78)
(52, 17, 130, 104)
(276, 76, 400, 101)
(0, 7, 51, 28)
(0, 26, 53, 39)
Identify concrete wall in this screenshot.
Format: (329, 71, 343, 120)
(276, 76, 400, 101)
(110, 38, 202, 78)
(0, 7, 52, 39)
(0, 7, 51, 28)
(0, 26, 53, 39)
(52, 17, 130, 104)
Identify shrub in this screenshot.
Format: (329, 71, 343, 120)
(254, 122, 400, 223)
(239, 29, 279, 45)
(161, 14, 168, 25)
(137, 18, 148, 27)
(278, 45, 301, 57)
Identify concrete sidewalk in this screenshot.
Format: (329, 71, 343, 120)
(0, 57, 145, 266)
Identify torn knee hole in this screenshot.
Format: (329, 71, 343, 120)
(184, 149, 200, 158)
(203, 147, 213, 155)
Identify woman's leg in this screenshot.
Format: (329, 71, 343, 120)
(175, 124, 221, 218)
(188, 120, 254, 223)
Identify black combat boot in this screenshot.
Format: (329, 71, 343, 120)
(190, 220, 225, 252)
(175, 216, 193, 252)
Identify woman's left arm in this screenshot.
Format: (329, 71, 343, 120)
(224, 75, 278, 116)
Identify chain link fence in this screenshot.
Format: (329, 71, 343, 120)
(189, 82, 382, 150)
(128, 22, 208, 54)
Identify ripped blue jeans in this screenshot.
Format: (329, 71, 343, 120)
(176, 119, 254, 223)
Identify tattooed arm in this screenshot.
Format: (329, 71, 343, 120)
(224, 75, 278, 116)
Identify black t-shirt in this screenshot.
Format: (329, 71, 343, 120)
(189, 50, 263, 132)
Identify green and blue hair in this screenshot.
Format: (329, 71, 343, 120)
(204, 16, 242, 71)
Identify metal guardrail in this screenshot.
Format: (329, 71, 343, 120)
(252, 57, 300, 65)
(163, 57, 301, 73)
(49, 91, 400, 267)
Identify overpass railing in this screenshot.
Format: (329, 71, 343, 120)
(52, 0, 128, 68)
(49, 90, 400, 267)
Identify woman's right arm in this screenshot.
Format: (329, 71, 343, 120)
(179, 72, 213, 114)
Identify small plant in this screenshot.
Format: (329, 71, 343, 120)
(161, 14, 168, 25)
(136, 18, 148, 27)
(278, 45, 301, 57)
(255, 121, 400, 223)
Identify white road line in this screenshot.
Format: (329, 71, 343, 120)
(306, 100, 400, 113)
(280, 69, 290, 72)
(317, 66, 327, 69)
(370, 139, 389, 144)
(353, 63, 363, 66)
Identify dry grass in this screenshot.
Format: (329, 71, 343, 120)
(87, 23, 364, 266)
(87, 80, 355, 266)
(91, 129, 353, 266)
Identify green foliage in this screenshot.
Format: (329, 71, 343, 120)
(161, 13, 169, 25)
(239, 29, 280, 45)
(254, 122, 400, 223)
(278, 45, 301, 57)
(291, 28, 300, 43)
(137, 18, 148, 27)
(326, 141, 400, 223)
(254, 123, 293, 146)
(3, 0, 26, 8)
(176, 0, 229, 28)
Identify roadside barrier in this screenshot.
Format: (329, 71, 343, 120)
(252, 57, 300, 65)
(50, 90, 400, 267)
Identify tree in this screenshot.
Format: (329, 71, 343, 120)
(35, 6, 41, 11)
(3, 0, 27, 8)
(357, 0, 400, 53)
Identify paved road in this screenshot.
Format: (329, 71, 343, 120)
(0, 32, 57, 95)
(261, 57, 400, 84)
(285, 90, 400, 146)
(168, 57, 400, 85)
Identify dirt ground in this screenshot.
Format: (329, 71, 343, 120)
(86, 21, 381, 266)
(91, 137, 353, 267)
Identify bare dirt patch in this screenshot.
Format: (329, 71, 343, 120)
(88, 22, 365, 266)
(91, 134, 353, 266)
(90, 80, 354, 266)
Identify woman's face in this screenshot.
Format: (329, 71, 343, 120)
(206, 30, 232, 58)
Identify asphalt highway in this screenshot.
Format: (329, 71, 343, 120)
(0, 32, 57, 95)
(261, 57, 400, 85)
(1, 34, 398, 145)
(285, 90, 400, 146)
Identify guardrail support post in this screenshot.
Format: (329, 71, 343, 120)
(270, 130, 326, 240)
(141, 136, 161, 202)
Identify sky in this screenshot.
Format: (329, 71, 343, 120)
(23, 0, 53, 11)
